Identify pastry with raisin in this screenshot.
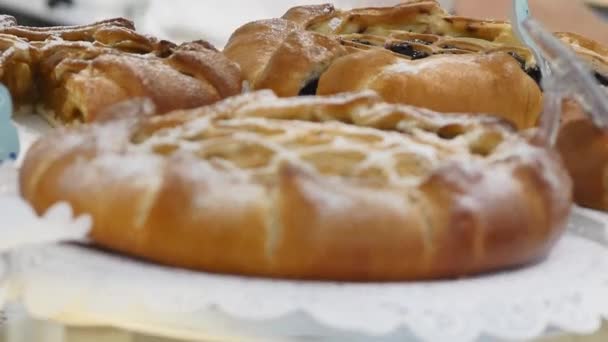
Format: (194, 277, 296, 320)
(224, 0, 608, 130)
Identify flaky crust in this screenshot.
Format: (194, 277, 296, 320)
(20, 91, 572, 281)
(225, 18, 347, 97)
(224, 1, 608, 130)
(0, 16, 242, 124)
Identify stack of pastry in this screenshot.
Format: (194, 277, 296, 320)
(0, 15, 243, 125)
(15, 0, 608, 281)
(224, 1, 607, 129)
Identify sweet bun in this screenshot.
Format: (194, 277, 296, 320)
(20, 91, 572, 281)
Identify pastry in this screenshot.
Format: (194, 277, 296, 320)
(20, 90, 572, 281)
(0, 16, 243, 125)
(552, 34, 608, 211)
(556, 97, 608, 211)
(555, 32, 608, 85)
(224, 0, 608, 130)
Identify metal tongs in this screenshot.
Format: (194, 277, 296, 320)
(512, 0, 608, 145)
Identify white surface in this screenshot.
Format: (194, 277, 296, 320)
(0, 0, 146, 26)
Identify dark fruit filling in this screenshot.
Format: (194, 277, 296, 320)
(352, 39, 373, 46)
(339, 40, 606, 94)
(508, 52, 542, 86)
(525, 65, 542, 86)
(595, 72, 608, 87)
(387, 43, 430, 60)
(299, 78, 320, 96)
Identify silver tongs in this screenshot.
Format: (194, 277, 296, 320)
(512, 0, 608, 145)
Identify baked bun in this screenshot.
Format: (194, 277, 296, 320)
(0, 16, 242, 124)
(224, 1, 608, 130)
(551, 33, 608, 211)
(20, 91, 572, 281)
(557, 97, 608, 211)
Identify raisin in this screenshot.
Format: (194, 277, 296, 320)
(388, 43, 430, 60)
(594, 72, 608, 87)
(508, 52, 542, 87)
(352, 39, 373, 46)
(299, 78, 320, 96)
(525, 65, 542, 86)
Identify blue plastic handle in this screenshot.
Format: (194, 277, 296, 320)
(512, 0, 551, 80)
(0, 84, 19, 162)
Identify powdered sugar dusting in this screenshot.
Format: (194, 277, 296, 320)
(24, 89, 569, 240)
(384, 55, 479, 75)
(90, 152, 164, 180)
(110, 90, 541, 199)
(328, 18, 343, 31)
(19, 88, 574, 283)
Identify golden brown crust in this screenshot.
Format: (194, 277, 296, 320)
(282, 3, 336, 26)
(255, 31, 347, 97)
(0, 16, 243, 124)
(224, 19, 299, 90)
(556, 100, 608, 211)
(224, 19, 347, 96)
(0, 34, 36, 108)
(317, 50, 542, 129)
(20, 91, 572, 281)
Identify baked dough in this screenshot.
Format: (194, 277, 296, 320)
(556, 96, 608, 211)
(20, 90, 572, 281)
(0, 16, 242, 124)
(224, 0, 608, 130)
(552, 33, 608, 211)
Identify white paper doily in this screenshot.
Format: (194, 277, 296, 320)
(0, 162, 90, 254)
(1, 208, 606, 342)
(3, 114, 608, 342)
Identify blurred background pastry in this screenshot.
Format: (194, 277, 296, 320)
(0, 0, 604, 46)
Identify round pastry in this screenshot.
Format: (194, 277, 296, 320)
(20, 90, 572, 281)
(0, 16, 243, 125)
(223, 0, 608, 130)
